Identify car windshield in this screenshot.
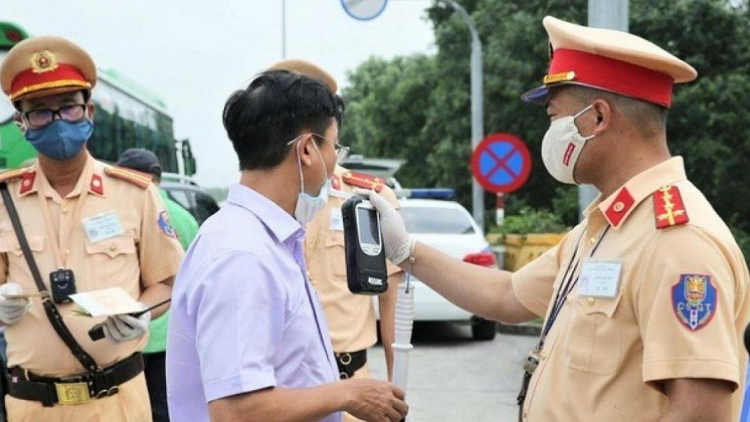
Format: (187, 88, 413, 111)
(401, 206, 475, 234)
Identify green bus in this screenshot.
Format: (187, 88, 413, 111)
(0, 21, 196, 175)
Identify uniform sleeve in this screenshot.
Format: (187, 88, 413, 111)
(139, 184, 184, 286)
(637, 226, 743, 392)
(511, 231, 572, 318)
(188, 250, 285, 402)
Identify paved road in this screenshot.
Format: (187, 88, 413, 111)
(368, 322, 538, 422)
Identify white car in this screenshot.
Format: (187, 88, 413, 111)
(398, 198, 499, 341)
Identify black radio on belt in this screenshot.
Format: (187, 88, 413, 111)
(50, 269, 76, 304)
(342, 196, 388, 295)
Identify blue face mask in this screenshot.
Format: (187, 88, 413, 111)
(25, 119, 94, 161)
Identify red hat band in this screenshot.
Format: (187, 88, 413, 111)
(547, 49, 675, 108)
(10, 63, 90, 101)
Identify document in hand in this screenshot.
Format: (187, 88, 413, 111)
(70, 287, 142, 317)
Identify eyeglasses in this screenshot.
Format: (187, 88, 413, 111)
(22, 104, 87, 128)
(287, 133, 350, 163)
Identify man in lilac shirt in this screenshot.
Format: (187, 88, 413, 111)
(166, 69, 408, 422)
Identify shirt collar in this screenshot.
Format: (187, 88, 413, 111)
(586, 157, 688, 229)
(22, 153, 102, 198)
(226, 184, 303, 243)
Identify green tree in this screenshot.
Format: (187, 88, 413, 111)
(342, 0, 750, 257)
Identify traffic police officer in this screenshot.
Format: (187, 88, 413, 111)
(269, 59, 404, 422)
(362, 15, 750, 421)
(0, 36, 183, 420)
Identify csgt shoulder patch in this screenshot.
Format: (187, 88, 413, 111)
(671, 274, 717, 331)
(158, 210, 176, 238)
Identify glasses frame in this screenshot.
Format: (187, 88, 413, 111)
(22, 104, 87, 128)
(286, 132, 350, 163)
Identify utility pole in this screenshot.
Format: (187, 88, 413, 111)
(580, 0, 629, 218)
(437, 0, 484, 228)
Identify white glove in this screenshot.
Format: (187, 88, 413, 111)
(0, 283, 31, 325)
(103, 304, 150, 342)
(358, 189, 414, 265)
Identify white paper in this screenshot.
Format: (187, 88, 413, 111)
(70, 287, 142, 317)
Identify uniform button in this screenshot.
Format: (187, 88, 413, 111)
(109, 244, 117, 252)
(22, 180, 31, 187)
(613, 201, 625, 213)
(589, 236, 596, 245)
(15, 245, 21, 251)
(587, 297, 595, 306)
(539, 351, 546, 360)
(92, 179, 101, 187)
(62, 207, 69, 214)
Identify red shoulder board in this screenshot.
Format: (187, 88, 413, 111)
(0, 168, 32, 185)
(104, 167, 151, 189)
(342, 171, 384, 193)
(653, 185, 689, 229)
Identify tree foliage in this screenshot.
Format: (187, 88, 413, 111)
(341, 0, 750, 254)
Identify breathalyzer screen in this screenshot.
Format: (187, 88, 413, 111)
(357, 208, 380, 245)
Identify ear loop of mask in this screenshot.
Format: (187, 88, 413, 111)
(294, 135, 329, 195)
(573, 104, 596, 141)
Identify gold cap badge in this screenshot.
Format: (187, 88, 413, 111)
(30, 50, 58, 74)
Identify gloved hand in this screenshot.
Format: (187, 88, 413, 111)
(0, 282, 31, 325)
(103, 303, 150, 342)
(357, 189, 414, 265)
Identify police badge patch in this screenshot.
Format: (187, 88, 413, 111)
(672, 274, 717, 331)
(158, 210, 176, 238)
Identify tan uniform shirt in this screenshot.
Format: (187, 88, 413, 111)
(305, 166, 402, 353)
(512, 157, 750, 421)
(0, 154, 184, 377)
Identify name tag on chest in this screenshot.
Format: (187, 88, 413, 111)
(330, 208, 344, 232)
(82, 211, 124, 243)
(577, 259, 622, 298)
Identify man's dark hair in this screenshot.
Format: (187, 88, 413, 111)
(222, 70, 345, 170)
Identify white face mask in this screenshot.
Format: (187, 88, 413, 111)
(293, 138, 331, 225)
(541, 104, 596, 185)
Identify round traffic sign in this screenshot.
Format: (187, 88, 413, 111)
(471, 133, 532, 194)
(341, 0, 388, 21)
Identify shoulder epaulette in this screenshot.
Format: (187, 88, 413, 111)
(0, 168, 32, 184)
(653, 185, 689, 229)
(342, 171, 384, 193)
(104, 167, 152, 189)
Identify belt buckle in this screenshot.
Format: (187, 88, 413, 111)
(55, 382, 91, 405)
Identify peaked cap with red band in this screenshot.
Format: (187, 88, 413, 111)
(0, 35, 97, 107)
(267, 58, 338, 92)
(522, 16, 697, 108)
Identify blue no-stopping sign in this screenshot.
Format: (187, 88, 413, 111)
(471, 133, 532, 194)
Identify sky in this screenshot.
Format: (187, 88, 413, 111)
(4, 0, 436, 188)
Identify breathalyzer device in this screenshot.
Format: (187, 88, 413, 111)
(342, 195, 388, 295)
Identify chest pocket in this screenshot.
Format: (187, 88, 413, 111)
(85, 235, 136, 258)
(563, 293, 623, 375)
(0, 233, 45, 256)
(324, 230, 347, 278)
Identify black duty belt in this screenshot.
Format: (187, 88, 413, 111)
(6, 352, 144, 407)
(335, 350, 367, 379)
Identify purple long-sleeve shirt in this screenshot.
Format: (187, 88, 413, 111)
(166, 184, 340, 422)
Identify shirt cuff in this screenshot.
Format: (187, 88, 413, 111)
(643, 358, 740, 393)
(203, 369, 277, 402)
(511, 271, 548, 318)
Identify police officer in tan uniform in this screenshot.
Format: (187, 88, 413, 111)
(269, 59, 403, 422)
(0, 36, 183, 421)
(361, 16, 750, 422)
